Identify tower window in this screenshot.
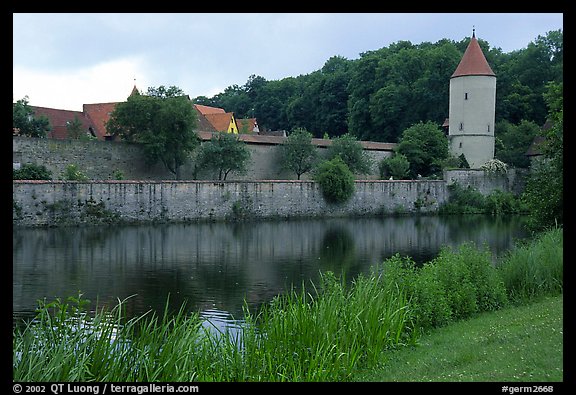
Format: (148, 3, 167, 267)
(465, 92, 469, 100)
(459, 142, 462, 148)
(459, 122, 463, 131)
(487, 124, 491, 133)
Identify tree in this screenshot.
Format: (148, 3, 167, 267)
(13, 96, 51, 138)
(396, 121, 449, 178)
(278, 128, 318, 180)
(494, 119, 540, 168)
(196, 132, 251, 180)
(66, 115, 86, 140)
(522, 82, 563, 231)
(314, 156, 355, 204)
(106, 86, 200, 179)
(379, 153, 410, 180)
(325, 133, 372, 175)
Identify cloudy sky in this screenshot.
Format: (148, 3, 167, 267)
(13, 13, 563, 111)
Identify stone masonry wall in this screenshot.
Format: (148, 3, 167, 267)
(12, 137, 390, 181)
(13, 180, 447, 227)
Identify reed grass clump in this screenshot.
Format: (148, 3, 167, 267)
(376, 242, 508, 333)
(497, 227, 563, 304)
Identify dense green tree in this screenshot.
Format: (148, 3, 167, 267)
(66, 115, 86, 140)
(278, 128, 319, 180)
(325, 133, 372, 176)
(191, 31, 562, 145)
(378, 153, 410, 180)
(522, 82, 563, 231)
(314, 156, 355, 204)
(195, 132, 251, 180)
(106, 86, 199, 179)
(396, 121, 449, 178)
(494, 119, 540, 168)
(13, 96, 51, 138)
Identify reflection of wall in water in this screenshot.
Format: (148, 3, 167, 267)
(13, 216, 528, 320)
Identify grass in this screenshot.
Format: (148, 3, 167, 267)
(352, 294, 563, 382)
(13, 227, 563, 382)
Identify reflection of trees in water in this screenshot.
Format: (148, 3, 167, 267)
(319, 226, 356, 276)
(441, 215, 530, 261)
(14, 216, 531, 324)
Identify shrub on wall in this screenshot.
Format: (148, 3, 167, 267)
(61, 164, 89, 181)
(13, 163, 52, 180)
(314, 157, 355, 204)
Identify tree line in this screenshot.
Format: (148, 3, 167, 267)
(193, 30, 562, 145)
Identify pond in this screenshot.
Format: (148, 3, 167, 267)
(13, 215, 530, 328)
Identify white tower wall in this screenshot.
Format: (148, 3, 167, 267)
(448, 75, 496, 168)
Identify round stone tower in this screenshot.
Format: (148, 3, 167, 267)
(448, 30, 496, 168)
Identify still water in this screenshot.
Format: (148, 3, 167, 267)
(13, 215, 530, 326)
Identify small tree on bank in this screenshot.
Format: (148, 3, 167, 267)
(396, 121, 449, 178)
(379, 153, 410, 179)
(195, 132, 251, 180)
(325, 133, 372, 176)
(278, 128, 318, 179)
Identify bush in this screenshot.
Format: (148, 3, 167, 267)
(485, 190, 527, 215)
(379, 153, 410, 179)
(13, 163, 53, 180)
(440, 182, 486, 214)
(314, 157, 355, 204)
(481, 158, 508, 175)
(379, 243, 508, 332)
(61, 164, 89, 181)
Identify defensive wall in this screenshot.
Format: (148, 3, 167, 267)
(12, 137, 526, 227)
(12, 179, 447, 227)
(12, 135, 395, 181)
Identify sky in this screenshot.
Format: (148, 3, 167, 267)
(13, 13, 564, 112)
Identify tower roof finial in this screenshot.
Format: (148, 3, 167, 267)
(472, 26, 476, 38)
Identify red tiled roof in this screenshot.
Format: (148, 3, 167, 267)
(83, 102, 119, 139)
(194, 104, 226, 115)
(451, 33, 495, 78)
(195, 111, 217, 132)
(196, 131, 396, 151)
(31, 106, 93, 139)
(203, 112, 235, 132)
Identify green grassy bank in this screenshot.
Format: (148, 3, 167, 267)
(353, 294, 563, 382)
(13, 227, 563, 382)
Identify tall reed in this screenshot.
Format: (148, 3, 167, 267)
(497, 227, 563, 304)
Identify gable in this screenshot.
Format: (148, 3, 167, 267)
(204, 112, 237, 133)
(83, 102, 119, 140)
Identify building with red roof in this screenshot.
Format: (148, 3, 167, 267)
(448, 30, 496, 168)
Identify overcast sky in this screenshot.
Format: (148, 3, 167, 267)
(13, 13, 563, 111)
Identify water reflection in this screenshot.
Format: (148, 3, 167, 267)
(13, 215, 530, 325)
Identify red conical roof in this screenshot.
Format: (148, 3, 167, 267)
(451, 32, 495, 78)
